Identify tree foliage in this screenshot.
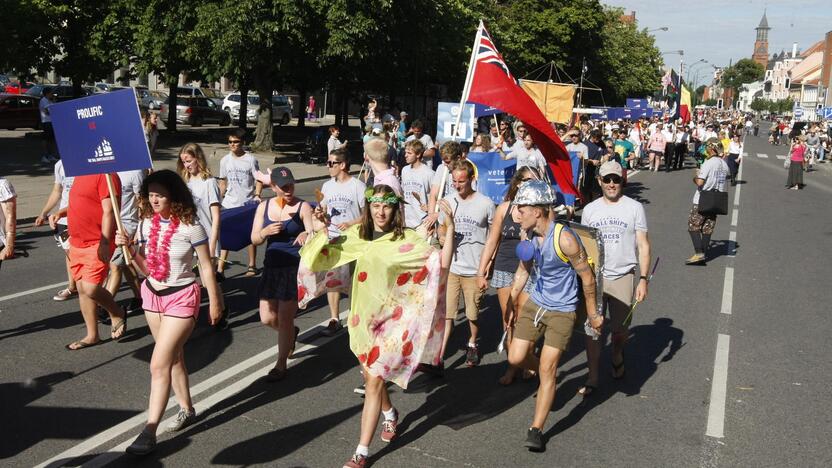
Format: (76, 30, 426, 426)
(750, 97, 794, 114)
(720, 59, 765, 92)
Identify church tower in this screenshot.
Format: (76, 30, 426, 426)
(752, 11, 770, 68)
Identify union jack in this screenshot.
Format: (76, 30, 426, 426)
(475, 27, 516, 83)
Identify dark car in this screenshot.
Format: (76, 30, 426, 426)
(160, 96, 231, 126)
(0, 93, 40, 130)
(25, 84, 91, 102)
(139, 89, 167, 110)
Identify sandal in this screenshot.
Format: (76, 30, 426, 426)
(612, 359, 626, 380)
(111, 317, 127, 341)
(65, 339, 100, 350)
(53, 288, 77, 301)
(577, 383, 597, 398)
(244, 266, 258, 277)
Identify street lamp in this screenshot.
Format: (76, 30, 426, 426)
(686, 59, 710, 83)
(661, 50, 685, 85)
(647, 27, 669, 32)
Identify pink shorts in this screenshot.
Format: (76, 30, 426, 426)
(141, 280, 201, 319)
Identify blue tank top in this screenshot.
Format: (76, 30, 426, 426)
(529, 222, 578, 312)
(263, 199, 305, 267)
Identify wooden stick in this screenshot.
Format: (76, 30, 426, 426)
(104, 173, 132, 264)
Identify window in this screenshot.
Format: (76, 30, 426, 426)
(229, 95, 240, 103)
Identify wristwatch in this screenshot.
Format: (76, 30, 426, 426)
(639, 275, 649, 283)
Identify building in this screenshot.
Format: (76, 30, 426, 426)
(737, 80, 764, 112)
(752, 12, 770, 69)
(763, 45, 802, 101)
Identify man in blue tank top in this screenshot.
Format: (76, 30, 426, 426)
(506, 180, 603, 452)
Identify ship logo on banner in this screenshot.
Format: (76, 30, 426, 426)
(89, 138, 115, 163)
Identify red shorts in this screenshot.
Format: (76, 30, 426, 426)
(141, 280, 201, 319)
(69, 244, 110, 284)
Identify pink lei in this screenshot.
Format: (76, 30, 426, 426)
(146, 213, 179, 282)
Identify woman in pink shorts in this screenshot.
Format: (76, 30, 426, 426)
(115, 170, 222, 456)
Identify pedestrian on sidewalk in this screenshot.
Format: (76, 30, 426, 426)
(36, 160, 77, 301)
(726, 133, 743, 186)
(0, 177, 17, 270)
(56, 173, 128, 349)
(250, 166, 313, 381)
(505, 180, 602, 452)
(686, 138, 729, 265)
(299, 184, 456, 468)
(39, 87, 58, 164)
(120, 170, 222, 455)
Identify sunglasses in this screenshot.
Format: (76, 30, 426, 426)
(228, 140, 242, 144)
(326, 161, 342, 167)
(601, 174, 623, 184)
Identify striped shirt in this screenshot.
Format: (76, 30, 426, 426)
(139, 218, 207, 288)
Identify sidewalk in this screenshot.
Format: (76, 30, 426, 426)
(0, 115, 364, 221)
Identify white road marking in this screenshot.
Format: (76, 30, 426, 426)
(720, 267, 734, 315)
(730, 208, 738, 227)
(728, 231, 737, 257)
(756, 153, 768, 158)
(706, 334, 731, 438)
(734, 160, 743, 206)
(775, 155, 787, 160)
(36, 311, 350, 468)
(0, 282, 67, 304)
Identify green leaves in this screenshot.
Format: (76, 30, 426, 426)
(719, 59, 765, 92)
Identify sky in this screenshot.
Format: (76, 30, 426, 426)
(603, 0, 832, 87)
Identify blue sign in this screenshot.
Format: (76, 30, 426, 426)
(436, 102, 476, 144)
(626, 98, 648, 109)
(817, 107, 832, 119)
(465, 151, 517, 205)
(50, 89, 152, 177)
(472, 103, 502, 117)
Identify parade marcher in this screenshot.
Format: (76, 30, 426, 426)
(217, 128, 262, 278)
(439, 160, 495, 367)
(469, 133, 492, 153)
(36, 160, 77, 301)
(504, 134, 546, 174)
(251, 167, 314, 381)
(39, 87, 58, 164)
(327, 125, 348, 156)
(579, 161, 651, 395)
(120, 170, 222, 455)
(320, 147, 366, 335)
(686, 138, 729, 265)
(582, 130, 607, 203)
(786, 136, 806, 190)
(405, 120, 437, 167)
(671, 124, 689, 171)
(0, 177, 17, 270)
(476, 167, 540, 384)
(400, 139, 434, 229)
(57, 173, 128, 349)
(726, 133, 743, 186)
(505, 180, 602, 452)
(298, 184, 456, 468)
(105, 169, 145, 311)
(646, 123, 667, 172)
(425, 141, 464, 228)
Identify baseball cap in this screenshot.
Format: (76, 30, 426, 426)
(598, 161, 623, 177)
(270, 167, 295, 187)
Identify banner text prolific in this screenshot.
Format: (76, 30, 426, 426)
(77, 106, 104, 120)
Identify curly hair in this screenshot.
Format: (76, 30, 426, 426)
(359, 184, 405, 241)
(138, 169, 197, 225)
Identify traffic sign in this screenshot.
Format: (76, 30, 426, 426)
(817, 107, 832, 119)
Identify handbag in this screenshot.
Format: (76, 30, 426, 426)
(698, 189, 728, 216)
(783, 157, 790, 169)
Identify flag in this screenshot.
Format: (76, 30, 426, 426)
(463, 22, 578, 195)
(668, 70, 680, 120)
(661, 69, 672, 93)
(680, 83, 691, 123)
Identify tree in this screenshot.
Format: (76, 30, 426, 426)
(719, 58, 764, 94)
(750, 98, 770, 113)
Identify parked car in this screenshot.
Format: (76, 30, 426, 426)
(25, 84, 91, 102)
(175, 86, 224, 107)
(0, 93, 40, 130)
(222, 92, 293, 124)
(139, 90, 167, 110)
(4, 81, 34, 94)
(160, 96, 231, 126)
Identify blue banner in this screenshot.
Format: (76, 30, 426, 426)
(465, 151, 516, 205)
(626, 98, 648, 109)
(50, 88, 152, 177)
(471, 103, 502, 117)
(436, 102, 477, 144)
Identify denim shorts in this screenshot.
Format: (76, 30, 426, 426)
(490, 269, 536, 293)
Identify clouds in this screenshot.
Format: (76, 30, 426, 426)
(603, 0, 832, 81)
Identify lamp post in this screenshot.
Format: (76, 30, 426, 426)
(686, 59, 709, 83)
(647, 27, 669, 33)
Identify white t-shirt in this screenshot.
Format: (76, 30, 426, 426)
(692, 156, 729, 205)
(511, 146, 546, 170)
(327, 135, 344, 155)
(430, 164, 456, 199)
(0, 178, 16, 247)
(39, 97, 52, 123)
(140, 219, 208, 288)
(219, 152, 259, 209)
(117, 170, 145, 236)
(440, 191, 495, 276)
(187, 176, 222, 255)
(54, 160, 74, 226)
(406, 134, 435, 152)
(566, 142, 589, 159)
(401, 163, 434, 228)
(582, 195, 648, 279)
(321, 176, 366, 226)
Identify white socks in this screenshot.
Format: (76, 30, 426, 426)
(382, 407, 396, 421)
(356, 444, 369, 457)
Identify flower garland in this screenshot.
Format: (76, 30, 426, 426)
(146, 213, 179, 282)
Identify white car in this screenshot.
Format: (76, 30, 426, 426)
(223, 92, 293, 124)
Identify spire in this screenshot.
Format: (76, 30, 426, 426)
(757, 10, 769, 30)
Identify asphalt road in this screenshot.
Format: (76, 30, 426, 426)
(1, 131, 831, 467)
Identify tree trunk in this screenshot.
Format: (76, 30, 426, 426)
(250, 71, 273, 153)
(238, 86, 248, 129)
(166, 75, 178, 132)
(71, 76, 83, 99)
(297, 89, 306, 127)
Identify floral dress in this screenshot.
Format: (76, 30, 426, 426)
(298, 225, 447, 388)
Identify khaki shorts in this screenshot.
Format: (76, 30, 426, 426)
(446, 273, 484, 321)
(514, 299, 576, 350)
(574, 272, 635, 337)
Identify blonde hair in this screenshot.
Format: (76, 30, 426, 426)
(364, 137, 389, 163)
(176, 143, 213, 181)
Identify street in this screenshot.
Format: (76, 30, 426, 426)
(2, 130, 832, 468)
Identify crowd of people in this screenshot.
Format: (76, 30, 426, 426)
(4, 94, 831, 466)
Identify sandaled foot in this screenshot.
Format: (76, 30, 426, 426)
(111, 317, 127, 341)
(612, 359, 626, 380)
(65, 339, 100, 350)
(577, 382, 597, 398)
(244, 266, 258, 277)
(522, 369, 537, 380)
(288, 326, 300, 358)
(498, 369, 518, 386)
